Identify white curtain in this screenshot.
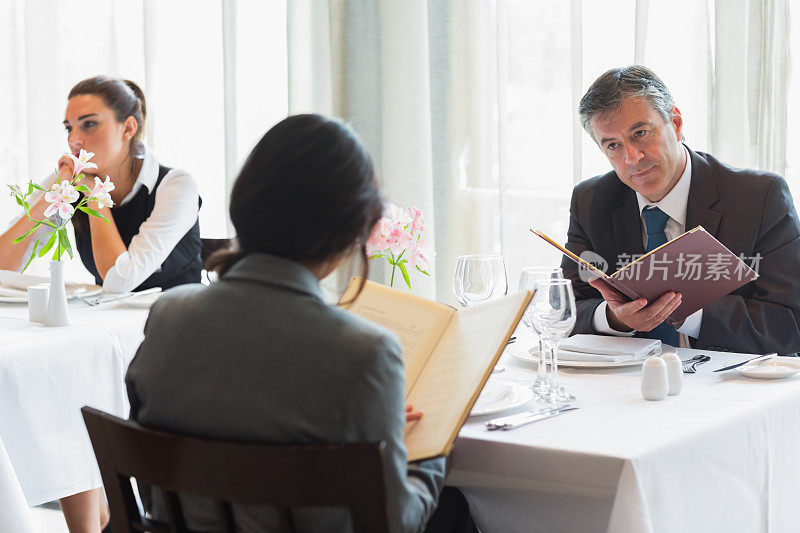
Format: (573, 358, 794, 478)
(306, 0, 793, 304)
(1, 0, 794, 301)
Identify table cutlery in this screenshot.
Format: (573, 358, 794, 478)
(485, 406, 578, 431)
(713, 353, 776, 373)
(81, 287, 161, 306)
(681, 355, 710, 374)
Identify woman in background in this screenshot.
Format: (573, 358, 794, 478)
(125, 114, 476, 531)
(0, 76, 202, 533)
(0, 76, 201, 293)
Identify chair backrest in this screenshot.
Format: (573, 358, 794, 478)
(200, 238, 232, 265)
(81, 407, 390, 533)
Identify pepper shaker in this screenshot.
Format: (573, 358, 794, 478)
(662, 352, 683, 395)
(641, 356, 669, 401)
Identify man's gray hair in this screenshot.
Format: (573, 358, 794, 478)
(578, 65, 677, 142)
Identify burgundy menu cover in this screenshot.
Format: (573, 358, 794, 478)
(532, 227, 759, 325)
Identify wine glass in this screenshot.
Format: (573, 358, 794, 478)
(454, 254, 508, 372)
(529, 279, 576, 405)
(453, 255, 506, 307)
(519, 267, 563, 399)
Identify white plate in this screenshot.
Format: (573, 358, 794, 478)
(507, 346, 646, 368)
(738, 359, 800, 380)
(0, 270, 101, 303)
(470, 383, 534, 416)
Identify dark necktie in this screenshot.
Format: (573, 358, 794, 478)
(641, 206, 679, 346)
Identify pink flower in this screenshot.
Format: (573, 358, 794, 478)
(386, 221, 413, 257)
(366, 203, 433, 289)
(406, 206, 425, 236)
(410, 243, 434, 271)
(366, 218, 392, 255)
(43, 180, 79, 218)
(66, 149, 97, 176)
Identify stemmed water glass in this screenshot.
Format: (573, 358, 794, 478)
(519, 267, 563, 399)
(453, 255, 507, 307)
(454, 254, 509, 372)
(529, 278, 577, 405)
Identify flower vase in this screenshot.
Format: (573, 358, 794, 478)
(44, 260, 70, 327)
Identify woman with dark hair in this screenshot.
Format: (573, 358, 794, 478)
(125, 114, 457, 531)
(0, 76, 202, 293)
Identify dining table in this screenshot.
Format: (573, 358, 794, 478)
(3, 291, 800, 533)
(0, 298, 149, 531)
(450, 334, 800, 533)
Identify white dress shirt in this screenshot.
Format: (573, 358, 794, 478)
(11, 143, 199, 293)
(592, 145, 703, 339)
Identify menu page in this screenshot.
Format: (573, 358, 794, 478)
(404, 292, 530, 461)
(342, 280, 455, 395)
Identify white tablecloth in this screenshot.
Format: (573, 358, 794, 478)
(0, 435, 34, 533)
(450, 339, 800, 533)
(0, 302, 149, 508)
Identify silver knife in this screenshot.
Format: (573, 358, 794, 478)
(486, 406, 578, 431)
(713, 353, 776, 372)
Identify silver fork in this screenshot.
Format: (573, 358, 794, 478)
(81, 287, 161, 306)
(682, 355, 710, 374)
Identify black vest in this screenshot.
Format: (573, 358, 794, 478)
(74, 164, 202, 291)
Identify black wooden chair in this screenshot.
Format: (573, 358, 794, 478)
(200, 238, 232, 265)
(81, 407, 390, 533)
(200, 238, 232, 283)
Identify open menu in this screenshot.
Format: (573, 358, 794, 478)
(532, 226, 758, 325)
(341, 280, 532, 462)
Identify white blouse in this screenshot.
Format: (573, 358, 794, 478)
(9, 143, 199, 293)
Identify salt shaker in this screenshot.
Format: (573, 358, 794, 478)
(662, 352, 683, 396)
(27, 284, 49, 324)
(641, 356, 668, 401)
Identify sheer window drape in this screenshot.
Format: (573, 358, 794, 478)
(1, 0, 794, 301)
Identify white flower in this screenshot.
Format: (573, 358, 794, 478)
(88, 176, 115, 209)
(43, 180, 79, 219)
(66, 149, 97, 176)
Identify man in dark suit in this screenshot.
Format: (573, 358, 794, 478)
(563, 65, 800, 354)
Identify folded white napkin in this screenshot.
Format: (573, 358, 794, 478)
(531, 346, 641, 363)
(0, 269, 48, 290)
(557, 334, 662, 361)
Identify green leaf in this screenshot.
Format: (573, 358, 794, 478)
(21, 238, 40, 273)
(74, 185, 91, 193)
(78, 206, 109, 223)
(398, 261, 412, 290)
(58, 228, 73, 259)
(416, 266, 430, 276)
(26, 182, 33, 195)
(15, 196, 22, 207)
(12, 222, 42, 243)
(39, 232, 57, 257)
(31, 182, 46, 191)
(369, 253, 383, 259)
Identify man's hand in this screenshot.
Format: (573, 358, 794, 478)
(589, 277, 682, 332)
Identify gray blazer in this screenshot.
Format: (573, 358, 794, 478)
(563, 145, 800, 354)
(125, 253, 445, 532)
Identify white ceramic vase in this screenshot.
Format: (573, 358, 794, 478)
(43, 260, 70, 327)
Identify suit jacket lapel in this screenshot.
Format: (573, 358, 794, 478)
(611, 186, 645, 256)
(684, 146, 722, 237)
